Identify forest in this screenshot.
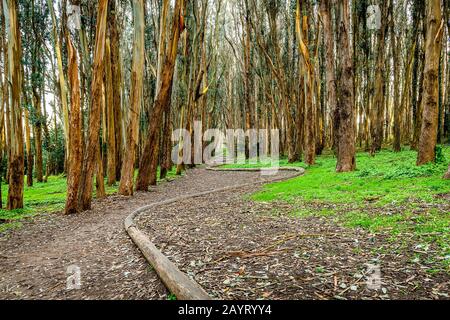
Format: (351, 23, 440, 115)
(0, 0, 449, 301)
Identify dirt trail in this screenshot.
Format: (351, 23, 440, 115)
(136, 186, 450, 300)
(0, 168, 296, 300)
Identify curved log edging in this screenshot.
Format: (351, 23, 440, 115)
(125, 166, 305, 300)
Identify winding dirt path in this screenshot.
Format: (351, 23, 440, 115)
(0, 168, 297, 300)
(136, 183, 449, 300)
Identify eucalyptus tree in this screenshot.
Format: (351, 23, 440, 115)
(119, 0, 145, 196)
(78, 0, 109, 210)
(417, 0, 444, 165)
(3, 0, 24, 209)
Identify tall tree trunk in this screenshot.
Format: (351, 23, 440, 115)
(4, 0, 24, 210)
(24, 108, 33, 187)
(105, 38, 116, 186)
(155, 0, 171, 180)
(65, 38, 82, 215)
(244, 0, 254, 160)
(46, 0, 69, 155)
(370, 0, 389, 155)
(78, 0, 108, 210)
(438, 35, 447, 143)
(96, 146, 106, 199)
(413, 50, 425, 149)
(155, 0, 169, 99)
(31, 0, 43, 182)
(32, 90, 43, 182)
(335, 0, 356, 172)
(1, 0, 10, 189)
(136, 0, 184, 191)
(118, 0, 145, 196)
(320, 0, 337, 154)
(108, 0, 123, 179)
(411, 1, 424, 150)
(399, 42, 416, 146)
(417, 0, 443, 165)
(296, 8, 315, 165)
(391, 4, 401, 152)
(22, 71, 33, 187)
(160, 110, 173, 180)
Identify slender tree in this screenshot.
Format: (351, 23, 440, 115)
(119, 0, 145, 196)
(108, 0, 123, 179)
(320, 0, 337, 151)
(31, 0, 44, 182)
(4, 0, 24, 210)
(78, 0, 108, 210)
(47, 0, 69, 155)
(370, 0, 389, 155)
(65, 37, 82, 214)
(105, 38, 116, 186)
(335, 0, 356, 172)
(136, 0, 185, 191)
(417, 0, 444, 165)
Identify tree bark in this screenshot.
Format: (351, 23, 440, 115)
(244, 1, 254, 159)
(25, 108, 33, 187)
(160, 110, 173, 180)
(370, 0, 389, 155)
(335, 0, 356, 172)
(108, 0, 123, 179)
(4, 0, 24, 210)
(296, 9, 316, 165)
(78, 0, 108, 210)
(118, 0, 145, 196)
(136, 0, 185, 191)
(320, 0, 337, 154)
(65, 38, 82, 215)
(1, 0, 10, 190)
(105, 38, 116, 186)
(96, 146, 106, 199)
(22, 71, 33, 187)
(391, 4, 401, 152)
(47, 0, 69, 155)
(417, 0, 443, 165)
(411, 1, 424, 150)
(30, 0, 43, 182)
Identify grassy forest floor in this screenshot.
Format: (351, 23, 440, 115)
(134, 147, 449, 299)
(225, 147, 450, 272)
(0, 147, 449, 299)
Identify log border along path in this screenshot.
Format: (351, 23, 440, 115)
(124, 166, 305, 300)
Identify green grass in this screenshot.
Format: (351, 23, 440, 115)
(0, 168, 180, 233)
(167, 293, 177, 301)
(247, 148, 450, 206)
(225, 147, 450, 269)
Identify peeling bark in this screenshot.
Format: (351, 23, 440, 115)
(417, 0, 443, 165)
(65, 38, 82, 215)
(119, 0, 145, 196)
(78, 0, 108, 210)
(4, 0, 24, 210)
(136, 0, 185, 191)
(335, 0, 356, 172)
